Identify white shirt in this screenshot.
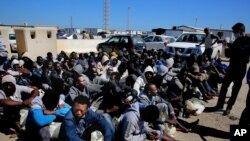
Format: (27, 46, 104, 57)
(0, 85, 34, 102)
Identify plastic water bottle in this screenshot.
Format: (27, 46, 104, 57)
(178, 108, 184, 118)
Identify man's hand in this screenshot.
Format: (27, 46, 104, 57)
(148, 130, 160, 140)
(22, 98, 32, 106)
(20, 67, 30, 75)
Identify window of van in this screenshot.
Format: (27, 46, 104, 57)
(9, 34, 16, 40)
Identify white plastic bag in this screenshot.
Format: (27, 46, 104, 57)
(90, 130, 104, 141)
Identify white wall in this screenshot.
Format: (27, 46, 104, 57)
(15, 27, 58, 60)
(57, 39, 106, 54)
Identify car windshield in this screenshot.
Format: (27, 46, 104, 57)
(164, 37, 175, 43)
(9, 34, 16, 40)
(176, 33, 205, 43)
(133, 36, 144, 44)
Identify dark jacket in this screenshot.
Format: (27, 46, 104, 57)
(228, 36, 250, 66)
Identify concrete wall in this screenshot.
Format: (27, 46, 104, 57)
(14, 27, 58, 60)
(2, 25, 106, 60)
(57, 39, 106, 54)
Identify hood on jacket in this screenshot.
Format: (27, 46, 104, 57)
(1, 74, 16, 85)
(143, 66, 154, 74)
(73, 64, 84, 75)
(101, 55, 110, 65)
(142, 66, 154, 84)
(11, 59, 20, 69)
(166, 57, 174, 68)
(124, 102, 141, 117)
(31, 96, 45, 109)
(156, 65, 168, 76)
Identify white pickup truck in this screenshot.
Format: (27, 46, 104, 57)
(165, 32, 222, 59)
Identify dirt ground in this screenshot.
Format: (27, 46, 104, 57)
(0, 63, 248, 141)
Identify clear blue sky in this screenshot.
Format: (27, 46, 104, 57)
(1, 0, 250, 32)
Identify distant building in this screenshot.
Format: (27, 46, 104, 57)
(84, 28, 103, 35)
(176, 25, 204, 33)
(164, 25, 233, 41)
(64, 28, 81, 34)
(210, 29, 233, 42)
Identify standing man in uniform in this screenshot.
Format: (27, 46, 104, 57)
(216, 22, 250, 116)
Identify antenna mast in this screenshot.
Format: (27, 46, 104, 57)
(103, 0, 110, 31)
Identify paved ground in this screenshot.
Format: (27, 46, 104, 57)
(0, 63, 248, 141)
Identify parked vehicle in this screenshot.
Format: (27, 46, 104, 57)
(97, 35, 146, 53)
(165, 32, 222, 59)
(144, 35, 176, 50)
(57, 32, 79, 39)
(9, 33, 17, 52)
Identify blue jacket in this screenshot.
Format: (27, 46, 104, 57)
(26, 104, 71, 128)
(60, 108, 113, 141)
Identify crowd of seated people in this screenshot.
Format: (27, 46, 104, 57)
(0, 48, 228, 141)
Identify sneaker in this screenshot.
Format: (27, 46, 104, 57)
(223, 109, 231, 116)
(214, 105, 224, 111)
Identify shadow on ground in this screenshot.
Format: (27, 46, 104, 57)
(191, 124, 230, 141)
(178, 119, 230, 141)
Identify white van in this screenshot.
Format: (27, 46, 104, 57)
(9, 32, 17, 52)
(165, 32, 222, 59)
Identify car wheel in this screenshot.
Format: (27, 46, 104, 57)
(98, 47, 103, 52)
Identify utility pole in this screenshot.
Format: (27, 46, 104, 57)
(127, 7, 131, 31)
(70, 16, 73, 34)
(103, 0, 110, 31)
(195, 18, 198, 27)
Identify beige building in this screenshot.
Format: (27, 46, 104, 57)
(1, 25, 106, 61)
(0, 25, 58, 60)
(15, 26, 58, 60)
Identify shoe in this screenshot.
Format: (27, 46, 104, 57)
(190, 119, 200, 126)
(223, 109, 231, 116)
(215, 106, 224, 111)
(203, 94, 213, 101)
(208, 91, 219, 96)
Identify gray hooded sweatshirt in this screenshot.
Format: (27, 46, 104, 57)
(133, 66, 154, 95)
(118, 102, 155, 141)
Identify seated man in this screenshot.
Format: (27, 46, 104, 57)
(59, 95, 113, 141)
(25, 89, 71, 141)
(0, 75, 39, 137)
(65, 74, 101, 105)
(139, 83, 191, 133)
(133, 66, 154, 95)
(117, 102, 176, 141)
